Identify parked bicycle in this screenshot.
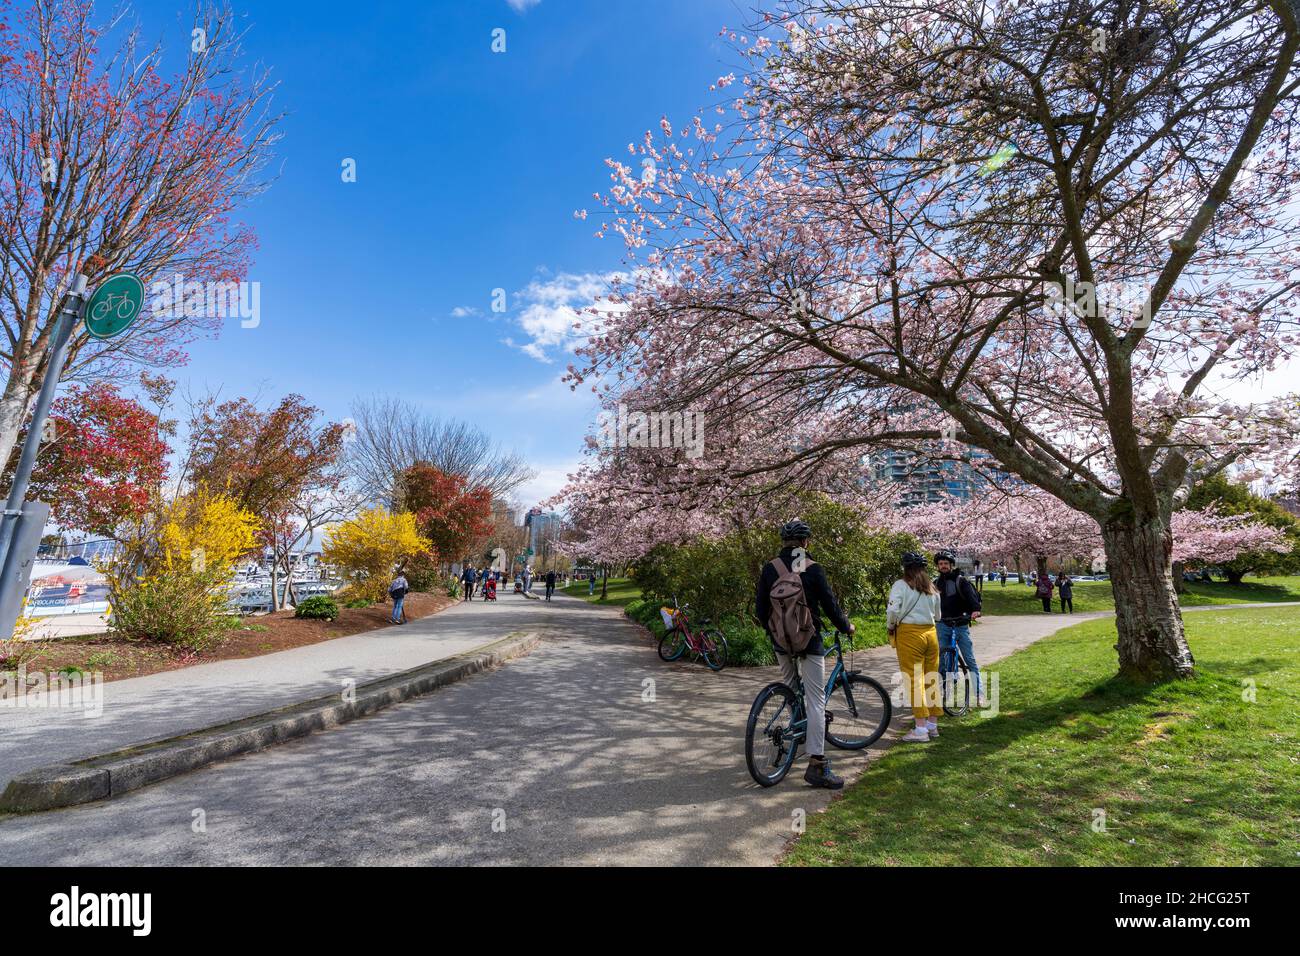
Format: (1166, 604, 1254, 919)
(657, 597, 729, 671)
(745, 631, 892, 786)
(938, 633, 973, 717)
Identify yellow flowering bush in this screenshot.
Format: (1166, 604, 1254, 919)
(105, 488, 260, 649)
(324, 507, 430, 602)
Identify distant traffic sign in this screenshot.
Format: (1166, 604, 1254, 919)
(84, 273, 145, 339)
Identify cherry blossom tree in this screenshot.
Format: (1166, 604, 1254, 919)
(0, 0, 279, 474)
(570, 0, 1300, 680)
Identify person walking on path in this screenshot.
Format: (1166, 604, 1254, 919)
(388, 569, 409, 624)
(522, 565, 533, 594)
(934, 550, 983, 704)
(1057, 572, 1074, 613)
(460, 564, 476, 602)
(755, 518, 856, 790)
(588, 573, 595, 595)
(888, 552, 943, 742)
(972, 559, 984, 593)
(544, 569, 557, 601)
(1035, 572, 1054, 612)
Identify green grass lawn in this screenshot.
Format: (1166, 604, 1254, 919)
(976, 575, 1300, 616)
(561, 578, 643, 608)
(785, 606, 1300, 866)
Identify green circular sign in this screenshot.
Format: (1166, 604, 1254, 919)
(84, 273, 145, 339)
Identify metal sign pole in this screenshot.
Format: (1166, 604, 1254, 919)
(0, 275, 88, 633)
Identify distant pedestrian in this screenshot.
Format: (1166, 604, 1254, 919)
(1035, 572, 1054, 612)
(588, 574, 595, 595)
(999, 565, 1008, 586)
(522, 565, 533, 593)
(389, 569, 409, 624)
(973, 559, 984, 593)
(460, 564, 475, 601)
(544, 569, 557, 601)
(1057, 573, 1074, 613)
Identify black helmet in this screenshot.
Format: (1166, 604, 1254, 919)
(780, 518, 812, 541)
(901, 551, 928, 569)
(934, 549, 958, 565)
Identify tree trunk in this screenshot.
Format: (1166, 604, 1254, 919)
(1035, 554, 1048, 579)
(1224, 568, 1246, 585)
(1101, 512, 1194, 681)
(1171, 560, 1186, 594)
(600, 564, 608, 600)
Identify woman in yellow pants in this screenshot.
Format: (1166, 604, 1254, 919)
(887, 552, 942, 742)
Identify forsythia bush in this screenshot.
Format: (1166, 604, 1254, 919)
(324, 507, 431, 602)
(105, 489, 260, 649)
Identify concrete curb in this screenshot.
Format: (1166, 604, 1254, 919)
(0, 631, 541, 814)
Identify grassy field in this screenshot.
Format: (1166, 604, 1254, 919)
(561, 578, 642, 607)
(785, 605, 1300, 866)
(976, 575, 1300, 616)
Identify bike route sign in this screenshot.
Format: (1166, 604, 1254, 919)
(84, 273, 145, 339)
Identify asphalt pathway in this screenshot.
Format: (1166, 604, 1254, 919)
(0, 592, 1100, 865)
(0, 590, 534, 784)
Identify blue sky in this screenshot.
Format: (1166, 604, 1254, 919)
(128, 0, 749, 506)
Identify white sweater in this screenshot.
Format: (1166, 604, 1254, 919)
(886, 579, 940, 628)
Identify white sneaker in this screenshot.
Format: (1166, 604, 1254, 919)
(927, 722, 940, 738)
(900, 727, 931, 742)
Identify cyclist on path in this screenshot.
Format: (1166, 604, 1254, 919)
(755, 519, 856, 790)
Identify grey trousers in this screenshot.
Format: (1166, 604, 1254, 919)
(777, 651, 827, 758)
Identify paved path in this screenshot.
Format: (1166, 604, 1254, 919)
(0, 591, 536, 784)
(0, 594, 1097, 866)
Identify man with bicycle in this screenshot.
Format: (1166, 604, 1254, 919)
(934, 550, 983, 704)
(756, 519, 855, 790)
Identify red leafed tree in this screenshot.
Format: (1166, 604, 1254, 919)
(3, 381, 168, 535)
(0, 0, 279, 476)
(396, 463, 493, 565)
(184, 393, 348, 609)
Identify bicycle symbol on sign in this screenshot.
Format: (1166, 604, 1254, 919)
(90, 292, 138, 323)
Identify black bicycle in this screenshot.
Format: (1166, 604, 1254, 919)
(744, 632, 892, 787)
(938, 631, 973, 717)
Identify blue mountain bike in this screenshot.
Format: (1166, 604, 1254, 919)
(745, 632, 892, 787)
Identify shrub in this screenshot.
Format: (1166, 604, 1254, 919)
(104, 489, 260, 650)
(295, 596, 339, 621)
(323, 506, 430, 602)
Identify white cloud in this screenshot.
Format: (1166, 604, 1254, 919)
(515, 459, 580, 509)
(511, 270, 624, 363)
(450, 305, 481, 318)
(506, 0, 542, 13)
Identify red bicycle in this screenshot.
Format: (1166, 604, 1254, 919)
(656, 596, 730, 671)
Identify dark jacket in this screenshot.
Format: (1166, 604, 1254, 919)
(755, 547, 852, 656)
(936, 570, 981, 624)
(1057, 577, 1073, 599)
(461, 567, 476, 584)
(545, 571, 557, 586)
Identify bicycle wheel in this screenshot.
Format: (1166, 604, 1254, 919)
(700, 629, 729, 671)
(657, 627, 688, 662)
(825, 673, 892, 749)
(745, 682, 800, 787)
(940, 648, 971, 717)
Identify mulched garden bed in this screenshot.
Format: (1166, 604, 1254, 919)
(13, 591, 456, 684)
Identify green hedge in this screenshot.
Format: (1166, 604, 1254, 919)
(627, 494, 917, 666)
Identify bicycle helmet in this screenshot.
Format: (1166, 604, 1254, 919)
(780, 518, 812, 541)
(933, 549, 958, 565)
(901, 551, 928, 570)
